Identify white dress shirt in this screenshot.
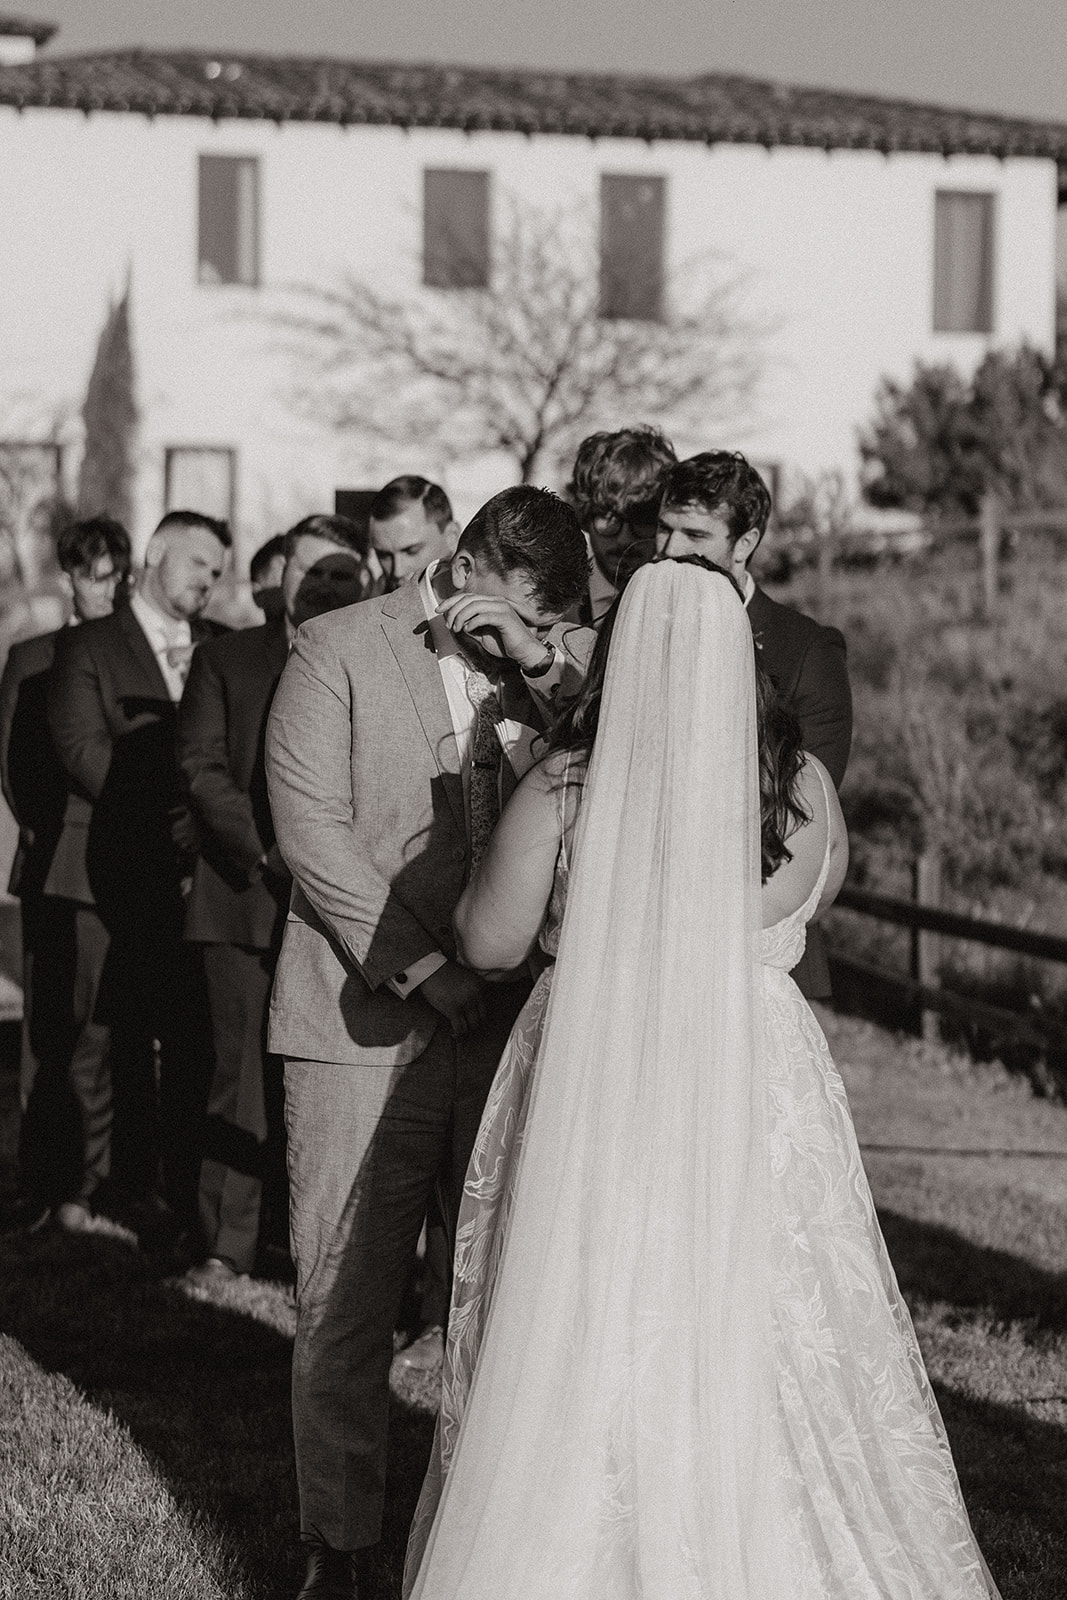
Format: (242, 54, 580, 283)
(389, 563, 547, 999)
(129, 589, 192, 702)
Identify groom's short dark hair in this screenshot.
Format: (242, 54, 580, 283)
(458, 486, 590, 616)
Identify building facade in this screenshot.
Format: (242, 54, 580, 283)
(2, 26, 1066, 563)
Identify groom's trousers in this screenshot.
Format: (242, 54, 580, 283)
(284, 980, 528, 1552)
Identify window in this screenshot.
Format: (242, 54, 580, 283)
(198, 155, 259, 286)
(164, 447, 236, 526)
(423, 169, 490, 289)
(600, 175, 666, 321)
(933, 191, 994, 334)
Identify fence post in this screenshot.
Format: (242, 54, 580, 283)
(978, 489, 1000, 619)
(911, 848, 942, 1043)
(814, 518, 835, 615)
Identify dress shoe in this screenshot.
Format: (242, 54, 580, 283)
(183, 1255, 248, 1290)
(294, 1541, 366, 1599)
(393, 1323, 444, 1373)
(55, 1200, 94, 1233)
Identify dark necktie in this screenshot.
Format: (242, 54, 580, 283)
(466, 669, 504, 872)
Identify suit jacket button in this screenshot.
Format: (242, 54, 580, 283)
(453, 846, 466, 862)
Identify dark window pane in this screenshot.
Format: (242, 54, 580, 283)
(933, 191, 994, 333)
(199, 156, 259, 287)
(423, 169, 490, 289)
(600, 174, 665, 321)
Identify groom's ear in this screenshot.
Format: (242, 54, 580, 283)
(449, 548, 476, 589)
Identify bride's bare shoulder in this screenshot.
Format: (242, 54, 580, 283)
(522, 747, 588, 793)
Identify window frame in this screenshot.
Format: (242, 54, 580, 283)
(197, 153, 261, 289)
(599, 172, 667, 323)
(932, 188, 996, 336)
(422, 168, 492, 291)
(163, 445, 237, 529)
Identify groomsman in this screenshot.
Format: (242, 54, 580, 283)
(248, 533, 287, 621)
(266, 486, 593, 1600)
(0, 516, 131, 1231)
(48, 510, 231, 1245)
(179, 515, 370, 1287)
(567, 426, 676, 624)
(656, 451, 852, 997)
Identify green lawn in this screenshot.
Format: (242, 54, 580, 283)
(1, 1011, 1065, 1599)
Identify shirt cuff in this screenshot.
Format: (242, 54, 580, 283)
(387, 950, 448, 998)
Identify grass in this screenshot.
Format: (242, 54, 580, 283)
(1, 1011, 1066, 1597)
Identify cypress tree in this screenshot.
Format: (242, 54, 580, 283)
(77, 284, 138, 527)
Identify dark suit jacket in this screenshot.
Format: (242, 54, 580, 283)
(47, 602, 227, 929)
(266, 580, 594, 1067)
(178, 618, 289, 950)
(0, 628, 67, 902)
(748, 583, 852, 997)
(747, 585, 852, 790)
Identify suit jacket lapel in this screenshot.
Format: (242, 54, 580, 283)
(117, 603, 170, 701)
(379, 581, 465, 836)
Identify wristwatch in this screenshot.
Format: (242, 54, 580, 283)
(521, 642, 556, 679)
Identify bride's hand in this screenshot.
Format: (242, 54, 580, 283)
(436, 592, 553, 673)
(418, 961, 488, 1039)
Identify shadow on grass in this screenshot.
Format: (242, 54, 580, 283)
(0, 1227, 434, 1600)
(878, 1205, 1067, 1332)
(937, 1386, 1067, 1600)
(876, 1205, 1067, 1596)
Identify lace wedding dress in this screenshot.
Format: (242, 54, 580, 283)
(405, 563, 1000, 1600)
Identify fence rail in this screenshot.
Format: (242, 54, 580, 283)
(828, 868, 1067, 1053)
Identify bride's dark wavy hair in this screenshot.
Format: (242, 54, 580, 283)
(543, 556, 809, 881)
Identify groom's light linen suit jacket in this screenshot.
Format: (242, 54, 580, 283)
(265, 576, 592, 1069)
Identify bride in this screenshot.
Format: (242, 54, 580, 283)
(404, 557, 1000, 1599)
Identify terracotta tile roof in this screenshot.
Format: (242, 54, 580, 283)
(0, 12, 56, 44)
(2, 49, 1067, 161)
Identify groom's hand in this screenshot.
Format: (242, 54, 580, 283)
(419, 961, 488, 1039)
(436, 593, 553, 673)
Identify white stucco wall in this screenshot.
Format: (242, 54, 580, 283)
(0, 105, 1057, 562)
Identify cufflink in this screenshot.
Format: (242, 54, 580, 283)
(396, 971, 408, 986)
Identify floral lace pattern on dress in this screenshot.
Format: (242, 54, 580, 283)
(404, 764, 999, 1599)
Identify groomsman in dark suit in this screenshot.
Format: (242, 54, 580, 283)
(0, 516, 131, 1231)
(656, 452, 852, 997)
(179, 517, 370, 1287)
(48, 510, 231, 1245)
(566, 425, 676, 625)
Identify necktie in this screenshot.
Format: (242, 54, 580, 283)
(166, 641, 195, 682)
(466, 669, 503, 873)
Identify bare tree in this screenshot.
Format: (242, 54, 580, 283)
(277, 201, 765, 485)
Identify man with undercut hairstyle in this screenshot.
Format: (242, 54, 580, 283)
(367, 473, 460, 591)
(656, 450, 852, 999)
(267, 484, 593, 1600)
(0, 515, 131, 1233)
(49, 509, 231, 1247)
(567, 424, 677, 624)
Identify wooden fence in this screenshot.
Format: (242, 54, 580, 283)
(808, 491, 1067, 616)
(828, 854, 1067, 1055)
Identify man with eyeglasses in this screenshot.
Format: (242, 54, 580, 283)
(566, 426, 677, 625)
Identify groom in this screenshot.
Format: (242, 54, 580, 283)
(266, 483, 592, 1600)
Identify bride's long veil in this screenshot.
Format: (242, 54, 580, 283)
(411, 561, 793, 1598)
